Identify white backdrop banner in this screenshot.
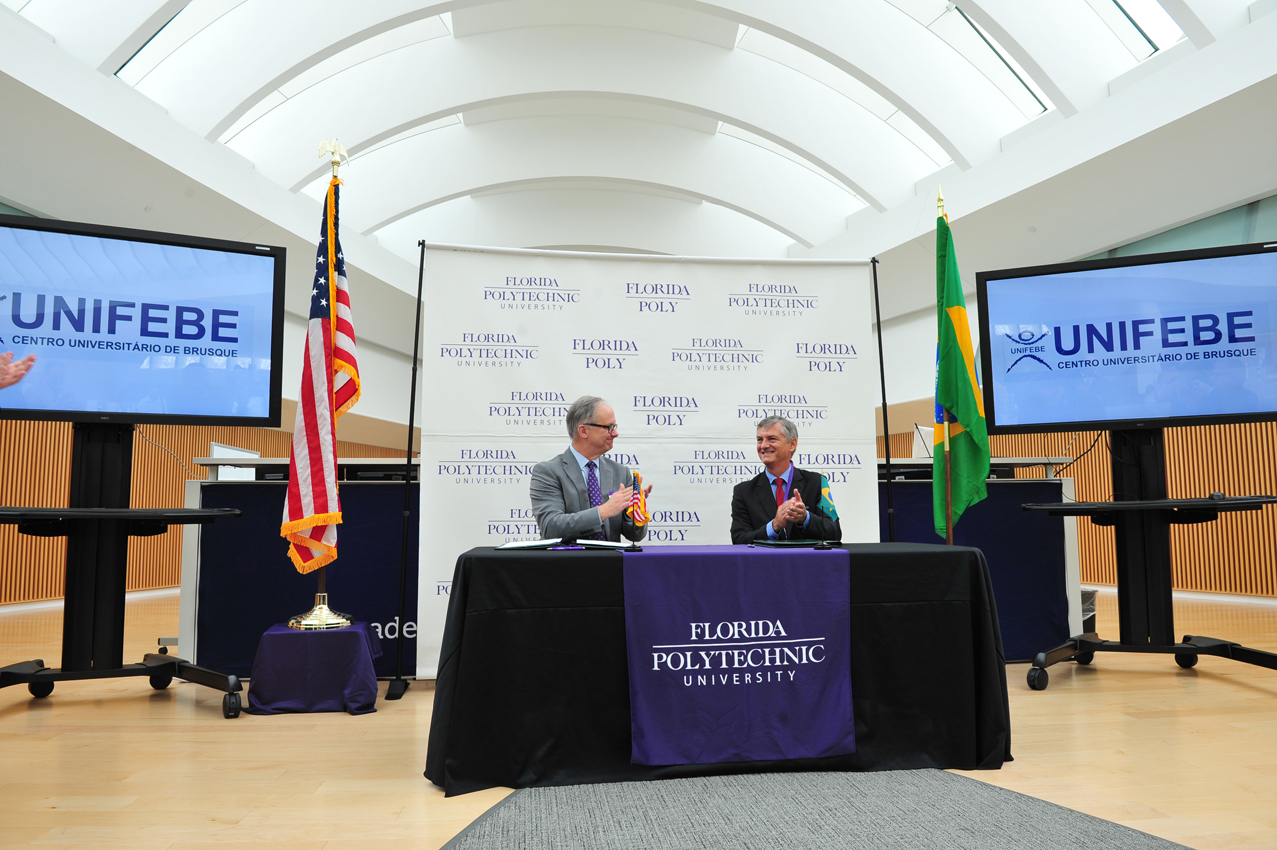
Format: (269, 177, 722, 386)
(416, 245, 876, 677)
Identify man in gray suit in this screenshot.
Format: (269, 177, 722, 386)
(530, 395, 652, 542)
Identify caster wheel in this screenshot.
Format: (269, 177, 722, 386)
(222, 692, 241, 719)
(149, 673, 173, 690)
(1175, 652, 1198, 669)
(158, 646, 168, 655)
(1027, 667, 1049, 691)
(1074, 651, 1094, 665)
(28, 681, 54, 698)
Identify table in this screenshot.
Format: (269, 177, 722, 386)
(244, 623, 382, 715)
(425, 544, 1012, 797)
(0, 506, 246, 719)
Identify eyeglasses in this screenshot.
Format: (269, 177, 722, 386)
(585, 423, 619, 435)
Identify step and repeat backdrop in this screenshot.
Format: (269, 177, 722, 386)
(416, 245, 876, 677)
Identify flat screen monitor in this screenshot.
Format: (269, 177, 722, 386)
(0, 214, 285, 426)
(976, 241, 1277, 435)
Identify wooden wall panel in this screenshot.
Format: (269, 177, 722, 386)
(879, 424, 1277, 597)
(0, 420, 405, 605)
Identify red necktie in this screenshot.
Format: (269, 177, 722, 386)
(775, 477, 786, 508)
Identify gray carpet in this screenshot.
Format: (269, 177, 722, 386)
(443, 770, 1189, 850)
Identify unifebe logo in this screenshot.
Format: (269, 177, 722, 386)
(671, 338, 763, 372)
(488, 390, 570, 427)
(996, 324, 1051, 372)
(483, 275, 580, 312)
(998, 311, 1259, 372)
(625, 281, 692, 314)
(572, 337, 639, 370)
(728, 283, 819, 317)
(649, 618, 826, 688)
(437, 448, 538, 484)
(440, 332, 538, 368)
(737, 394, 828, 427)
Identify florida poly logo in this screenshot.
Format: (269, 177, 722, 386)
(672, 338, 762, 372)
(572, 338, 639, 369)
(793, 451, 862, 485)
(488, 391, 570, 427)
(645, 509, 701, 543)
(483, 276, 580, 312)
(996, 325, 1051, 372)
(626, 282, 691, 314)
(438, 448, 538, 484)
(671, 449, 763, 485)
(649, 619, 827, 688)
(488, 506, 540, 542)
(440, 332, 538, 368)
(736, 394, 828, 426)
(728, 283, 819, 317)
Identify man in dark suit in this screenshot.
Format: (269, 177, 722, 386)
(731, 415, 841, 544)
(530, 395, 652, 542)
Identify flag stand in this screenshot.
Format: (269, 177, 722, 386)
(871, 257, 896, 542)
(943, 409, 953, 545)
(385, 240, 426, 701)
(286, 141, 356, 631)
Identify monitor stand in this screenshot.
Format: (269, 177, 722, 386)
(1022, 427, 1277, 690)
(0, 423, 246, 717)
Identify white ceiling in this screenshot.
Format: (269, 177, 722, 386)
(1, 0, 1273, 375)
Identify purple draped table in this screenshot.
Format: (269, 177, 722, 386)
(244, 622, 382, 715)
(622, 545, 855, 766)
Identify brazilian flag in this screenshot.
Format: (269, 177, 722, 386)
(933, 215, 990, 538)
(819, 475, 838, 521)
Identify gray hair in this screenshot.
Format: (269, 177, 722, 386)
(566, 396, 604, 438)
(756, 415, 798, 442)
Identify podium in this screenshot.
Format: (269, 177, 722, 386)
(0, 423, 246, 718)
(1022, 427, 1277, 690)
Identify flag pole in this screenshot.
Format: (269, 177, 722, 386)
(871, 257, 895, 542)
(386, 240, 426, 701)
(938, 188, 954, 546)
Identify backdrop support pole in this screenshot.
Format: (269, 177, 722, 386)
(871, 257, 896, 542)
(386, 240, 426, 701)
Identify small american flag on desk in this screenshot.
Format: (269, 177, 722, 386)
(280, 176, 361, 572)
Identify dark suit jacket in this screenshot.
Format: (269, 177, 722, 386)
(730, 466, 841, 545)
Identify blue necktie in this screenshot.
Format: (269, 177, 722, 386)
(585, 461, 605, 540)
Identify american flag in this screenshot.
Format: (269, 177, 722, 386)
(280, 177, 360, 573)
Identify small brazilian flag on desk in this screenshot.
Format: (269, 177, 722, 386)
(819, 475, 838, 521)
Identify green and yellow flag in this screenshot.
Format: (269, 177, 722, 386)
(818, 474, 838, 522)
(933, 214, 990, 538)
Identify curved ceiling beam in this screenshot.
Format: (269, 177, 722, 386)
(960, 0, 1136, 115)
(310, 116, 860, 247)
(375, 187, 797, 258)
(651, 0, 1025, 166)
(126, 0, 1007, 174)
(227, 27, 937, 211)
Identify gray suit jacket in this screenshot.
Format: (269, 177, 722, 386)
(529, 448, 647, 543)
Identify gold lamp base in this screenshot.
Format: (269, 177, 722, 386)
(288, 593, 352, 630)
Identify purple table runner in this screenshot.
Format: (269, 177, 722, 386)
(244, 622, 381, 715)
(622, 545, 854, 766)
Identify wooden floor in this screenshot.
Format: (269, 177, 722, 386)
(0, 589, 1275, 849)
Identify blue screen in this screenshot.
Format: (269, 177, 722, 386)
(984, 251, 1277, 428)
(0, 225, 278, 420)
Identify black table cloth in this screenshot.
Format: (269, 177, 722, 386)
(425, 543, 1011, 796)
